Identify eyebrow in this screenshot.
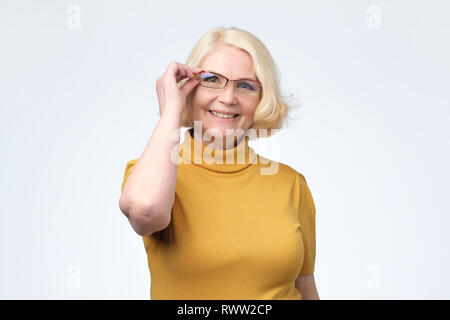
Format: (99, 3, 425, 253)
(207, 70, 259, 82)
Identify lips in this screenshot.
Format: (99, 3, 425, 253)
(208, 110, 239, 118)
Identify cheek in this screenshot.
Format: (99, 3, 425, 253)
(192, 88, 215, 108)
(241, 104, 258, 118)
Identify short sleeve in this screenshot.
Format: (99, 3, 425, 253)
(296, 173, 317, 276)
(121, 159, 139, 192)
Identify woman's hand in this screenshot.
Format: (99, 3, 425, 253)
(156, 61, 203, 119)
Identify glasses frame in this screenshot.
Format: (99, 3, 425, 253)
(194, 70, 263, 97)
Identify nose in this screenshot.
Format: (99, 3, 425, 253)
(218, 80, 238, 105)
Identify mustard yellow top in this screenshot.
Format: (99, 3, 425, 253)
(121, 128, 316, 300)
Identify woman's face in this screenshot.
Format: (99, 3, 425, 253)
(188, 44, 261, 148)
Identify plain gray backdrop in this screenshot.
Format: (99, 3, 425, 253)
(1, 0, 449, 299)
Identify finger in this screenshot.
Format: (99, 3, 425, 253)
(191, 67, 204, 73)
(182, 67, 203, 82)
(167, 61, 181, 76)
(182, 64, 204, 75)
(175, 62, 191, 76)
(168, 62, 203, 82)
(167, 61, 187, 80)
(176, 67, 198, 83)
(175, 72, 189, 83)
(179, 77, 199, 95)
(178, 68, 186, 78)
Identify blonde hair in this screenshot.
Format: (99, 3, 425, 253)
(180, 26, 300, 138)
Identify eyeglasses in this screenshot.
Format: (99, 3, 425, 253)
(194, 71, 262, 97)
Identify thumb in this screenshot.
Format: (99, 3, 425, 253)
(179, 78, 199, 96)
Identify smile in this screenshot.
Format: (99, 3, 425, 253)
(208, 110, 239, 120)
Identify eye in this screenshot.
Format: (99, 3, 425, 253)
(237, 81, 256, 91)
(204, 76, 219, 83)
(200, 72, 219, 83)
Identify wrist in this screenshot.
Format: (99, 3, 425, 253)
(159, 109, 182, 128)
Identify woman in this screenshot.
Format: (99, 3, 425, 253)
(119, 26, 319, 300)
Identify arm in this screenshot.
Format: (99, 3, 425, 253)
(119, 110, 181, 236)
(295, 174, 318, 299)
(119, 62, 201, 237)
(295, 273, 320, 300)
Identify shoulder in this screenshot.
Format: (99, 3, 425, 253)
(256, 154, 307, 184)
(257, 153, 303, 176)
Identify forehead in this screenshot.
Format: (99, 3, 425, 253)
(201, 45, 257, 80)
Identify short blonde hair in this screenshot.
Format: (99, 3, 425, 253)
(180, 26, 300, 138)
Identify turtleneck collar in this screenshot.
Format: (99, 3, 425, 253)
(179, 127, 258, 173)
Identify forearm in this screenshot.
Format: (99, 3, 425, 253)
(295, 274, 320, 300)
(299, 285, 320, 300)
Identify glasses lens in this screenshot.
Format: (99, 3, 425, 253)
(236, 80, 261, 96)
(198, 72, 227, 88)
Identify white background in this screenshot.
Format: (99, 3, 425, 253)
(1, 0, 449, 299)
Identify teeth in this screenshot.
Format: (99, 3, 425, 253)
(211, 110, 237, 119)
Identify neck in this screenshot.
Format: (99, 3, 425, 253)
(180, 127, 258, 173)
(189, 128, 246, 150)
